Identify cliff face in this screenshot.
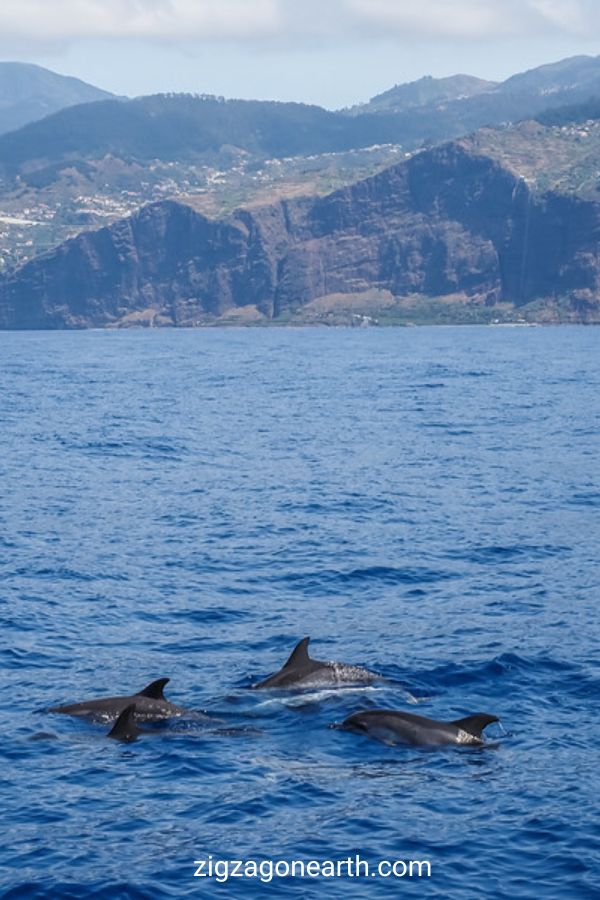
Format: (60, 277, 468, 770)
(1, 141, 599, 329)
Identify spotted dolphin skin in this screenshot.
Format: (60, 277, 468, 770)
(107, 704, 147, 743)
(338, 709, 499, 746)
(49, 678, 187, 722)
(252, 637, 377, 689)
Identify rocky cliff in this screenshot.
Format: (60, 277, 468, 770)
(1, 135, 599, 328)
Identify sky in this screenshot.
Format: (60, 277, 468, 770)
(1, 0, 600, 108)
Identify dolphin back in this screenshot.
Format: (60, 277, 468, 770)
(451, 714, 499, 739)
(339, 709, 499, 746)
(252, 637, 376, 689)
(252, 637, 316, 688)
(108, 704, 142, 742)
(136, 678, 170, 700)
(282, 637, 312, 668)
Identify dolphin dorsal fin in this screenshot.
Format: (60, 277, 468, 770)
(283, 637, 311, 668)
(137, 678, 170, 699)
(108, 704, 139, 741)
(452, 713, 499, 738)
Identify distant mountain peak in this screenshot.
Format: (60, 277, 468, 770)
(0, 61, 114, 135)
(352, 73, 497, 115)
(498, 54, 600, 94)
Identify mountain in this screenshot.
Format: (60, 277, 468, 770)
(2, 118, 599, 329)
(0, 62, 114, 134)
(498, 54, 600, 96)
(3, 55, 600, 184)
(0, 94, 403, 175)
(350, 55, 600, 146)
(3, 52, 600, 315)
(351, 74, 496, 114)
(536, 95, 600, 127)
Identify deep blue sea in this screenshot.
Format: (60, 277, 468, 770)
(0, 325, 598, 899)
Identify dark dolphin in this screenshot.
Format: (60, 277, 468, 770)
(49, 678, 188, 722)
(107, 704, 147, 743)
(252, 637, 377, 689)
(338, 709, 499, 746)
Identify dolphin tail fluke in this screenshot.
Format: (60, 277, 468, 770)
(137, 678, 170, 700)
(452, 713, 499, 738)
(108, 704, 141, 742)
(283, 637, 311, 668)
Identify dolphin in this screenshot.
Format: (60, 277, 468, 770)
(337, 708, 499, 746)
(107, 704, 147, 743)
(252, 637, 377, 689)
(49, 678, 188, 722)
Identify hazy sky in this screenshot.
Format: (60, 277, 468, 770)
(2, 0, 600, 107)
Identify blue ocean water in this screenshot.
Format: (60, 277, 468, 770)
(0, 325, 598, 899)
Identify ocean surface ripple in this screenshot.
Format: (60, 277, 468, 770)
(0, 326, 598, 898)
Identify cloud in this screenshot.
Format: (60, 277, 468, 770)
(342, 0, 597, 39)
(0, 0, 597, 46)
(0, 0, 282, 42)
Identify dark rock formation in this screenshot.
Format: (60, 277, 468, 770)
(1, 140, 599, 329)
